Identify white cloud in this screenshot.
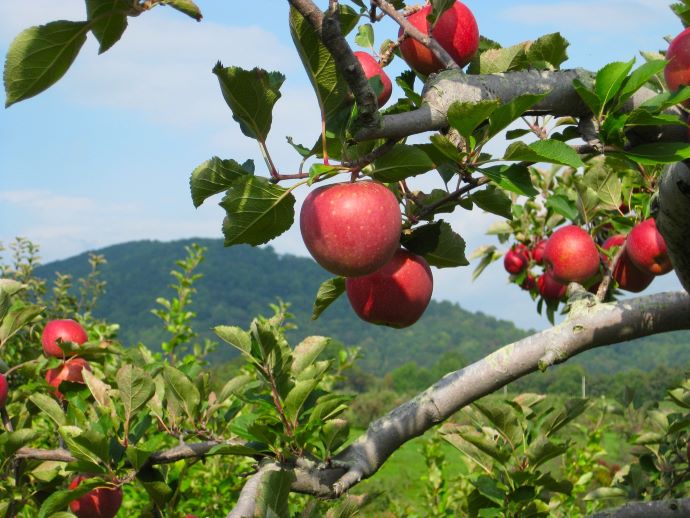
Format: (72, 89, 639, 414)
(501, 1, 673, 33)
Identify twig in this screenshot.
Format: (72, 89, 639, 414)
(372, 0, 458, 71)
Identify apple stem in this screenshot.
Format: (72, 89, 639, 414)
(258, 140, 280, 179)
(596, 245, 625, 301)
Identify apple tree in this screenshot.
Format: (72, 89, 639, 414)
(3, 0, 690, 516)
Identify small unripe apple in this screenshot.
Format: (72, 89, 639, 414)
(504, 246, 528, 275)
(354, 51, 392, 107)
(665, 27, 690, 106)
(69, 475, 123, 518)
(537, 271, 567, 301)
(398, 1, 479, 76)
(602, 234, 654, 293)
(543, 225, 600, 284)
(0, 373, 8, 408)
(42, 319, 88, 358)
(626, 218, 673, 276)
(531, 240, 547, 265)
(45, 358, 91, 400)
(300, 181, 402, 277)
(346, 248, 433, 328)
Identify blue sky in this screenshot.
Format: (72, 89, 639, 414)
(0, 0, 683, 330)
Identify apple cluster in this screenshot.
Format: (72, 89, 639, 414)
(503, 220, 673, 305)
(300, 2, 481, 329)
(300, 181, 433, 328)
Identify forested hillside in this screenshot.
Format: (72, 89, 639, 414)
(35, 239, 690, 380)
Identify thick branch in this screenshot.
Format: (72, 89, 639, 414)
(288, 0, 380, 129)
(226, 463, 282, 518)
(355, 69, 685, 141)
(283, 291, 690, 496)
(657, 161, 690, 293)
(589, 498, 690, 517)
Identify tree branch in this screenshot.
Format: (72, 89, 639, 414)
(226, 463, 282, 518)
(288, 0, 380, 130)
(276, 291, 690, 497)
(354, 68, 686, 141)
(373, 0, 458, 71)
(588, 497, 690, 517)
(657, 161, 690, 293)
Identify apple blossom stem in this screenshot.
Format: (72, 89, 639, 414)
(372, 0, 458, 70)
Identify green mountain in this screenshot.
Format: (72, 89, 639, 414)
(34, 239, 690, 379)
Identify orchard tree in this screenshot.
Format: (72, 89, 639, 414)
(4, 0, 690, 516)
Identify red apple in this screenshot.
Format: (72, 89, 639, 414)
(665, 27, 690, 106)
(45, 358, 91, 400)
(602, 234, 654, 293)
(69, 475, 123, 518)
(42, 319, 88, 358)
(0, 373, 7, 408)
(543, 225, 600, 284)
(300, 181, 402, 277)
(537, 272, 567, 301)
(626, 219, 673, 276)
(504, 246, 528, 275)
(345, 248, 433, 328)
(398, 2, 479, 76)
(354, 51, 392, 107)
(531, 240, 547, 265)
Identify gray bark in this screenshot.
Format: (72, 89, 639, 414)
(355, 68, 686, 141)
(657, 162, 690, 293)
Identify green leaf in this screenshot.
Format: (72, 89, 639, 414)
(59, 426, 104, 468)
(214, 326, 253, 356)
(284, 379, 320, 424)
(572, 77, 600, 114)
(617, 59, 666, 106)
(575, 183, 600, 223)
(220, 176, 296, 246)
(623, 142, 690, 164)
(481, 164, 538, 197)
(290, 6, 352, 156)
(163, 365, 201, 421)
(116, 365, 155, 426)
(526, 33, 569, 69)
(189, 157, 254, 208)
(475, 42, 528, 74)
(473, 475, 507, 505)
(541, 398, 589, 436)
(371, 144, 434, 182)
(447, 100, 500, 139)
(526, 436, 567, 469)
(595, 59, 635, 110)
(86, 0, 129, 54)
(583, 156, 623, 210)
(429, 0, 456, 24)
(212, 63, 285, 142)
(0, 304, 44, 349)
(459, 431, 511, 464)
(355, 24, 374, 48)
(218, 374, 254, 403)
(125, 446, 153, 471)
(546, 194, 578, 221)
(164, 0, 203, 21)
(471, 186, 513, 219)
(320, 419, 350, 452)
(503, 140, 585, 169)
(255, 468, 295, 518)
(402, 221, 468, 268)
(29, 394, 66, 427)
(0, 429, 38, 457)
(137, 467, 173, 508)
(488, 93, 547, 138)
(4, 21, 89, 107)
(311, 277, 346, 320)
(292, 336, 329, 375)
